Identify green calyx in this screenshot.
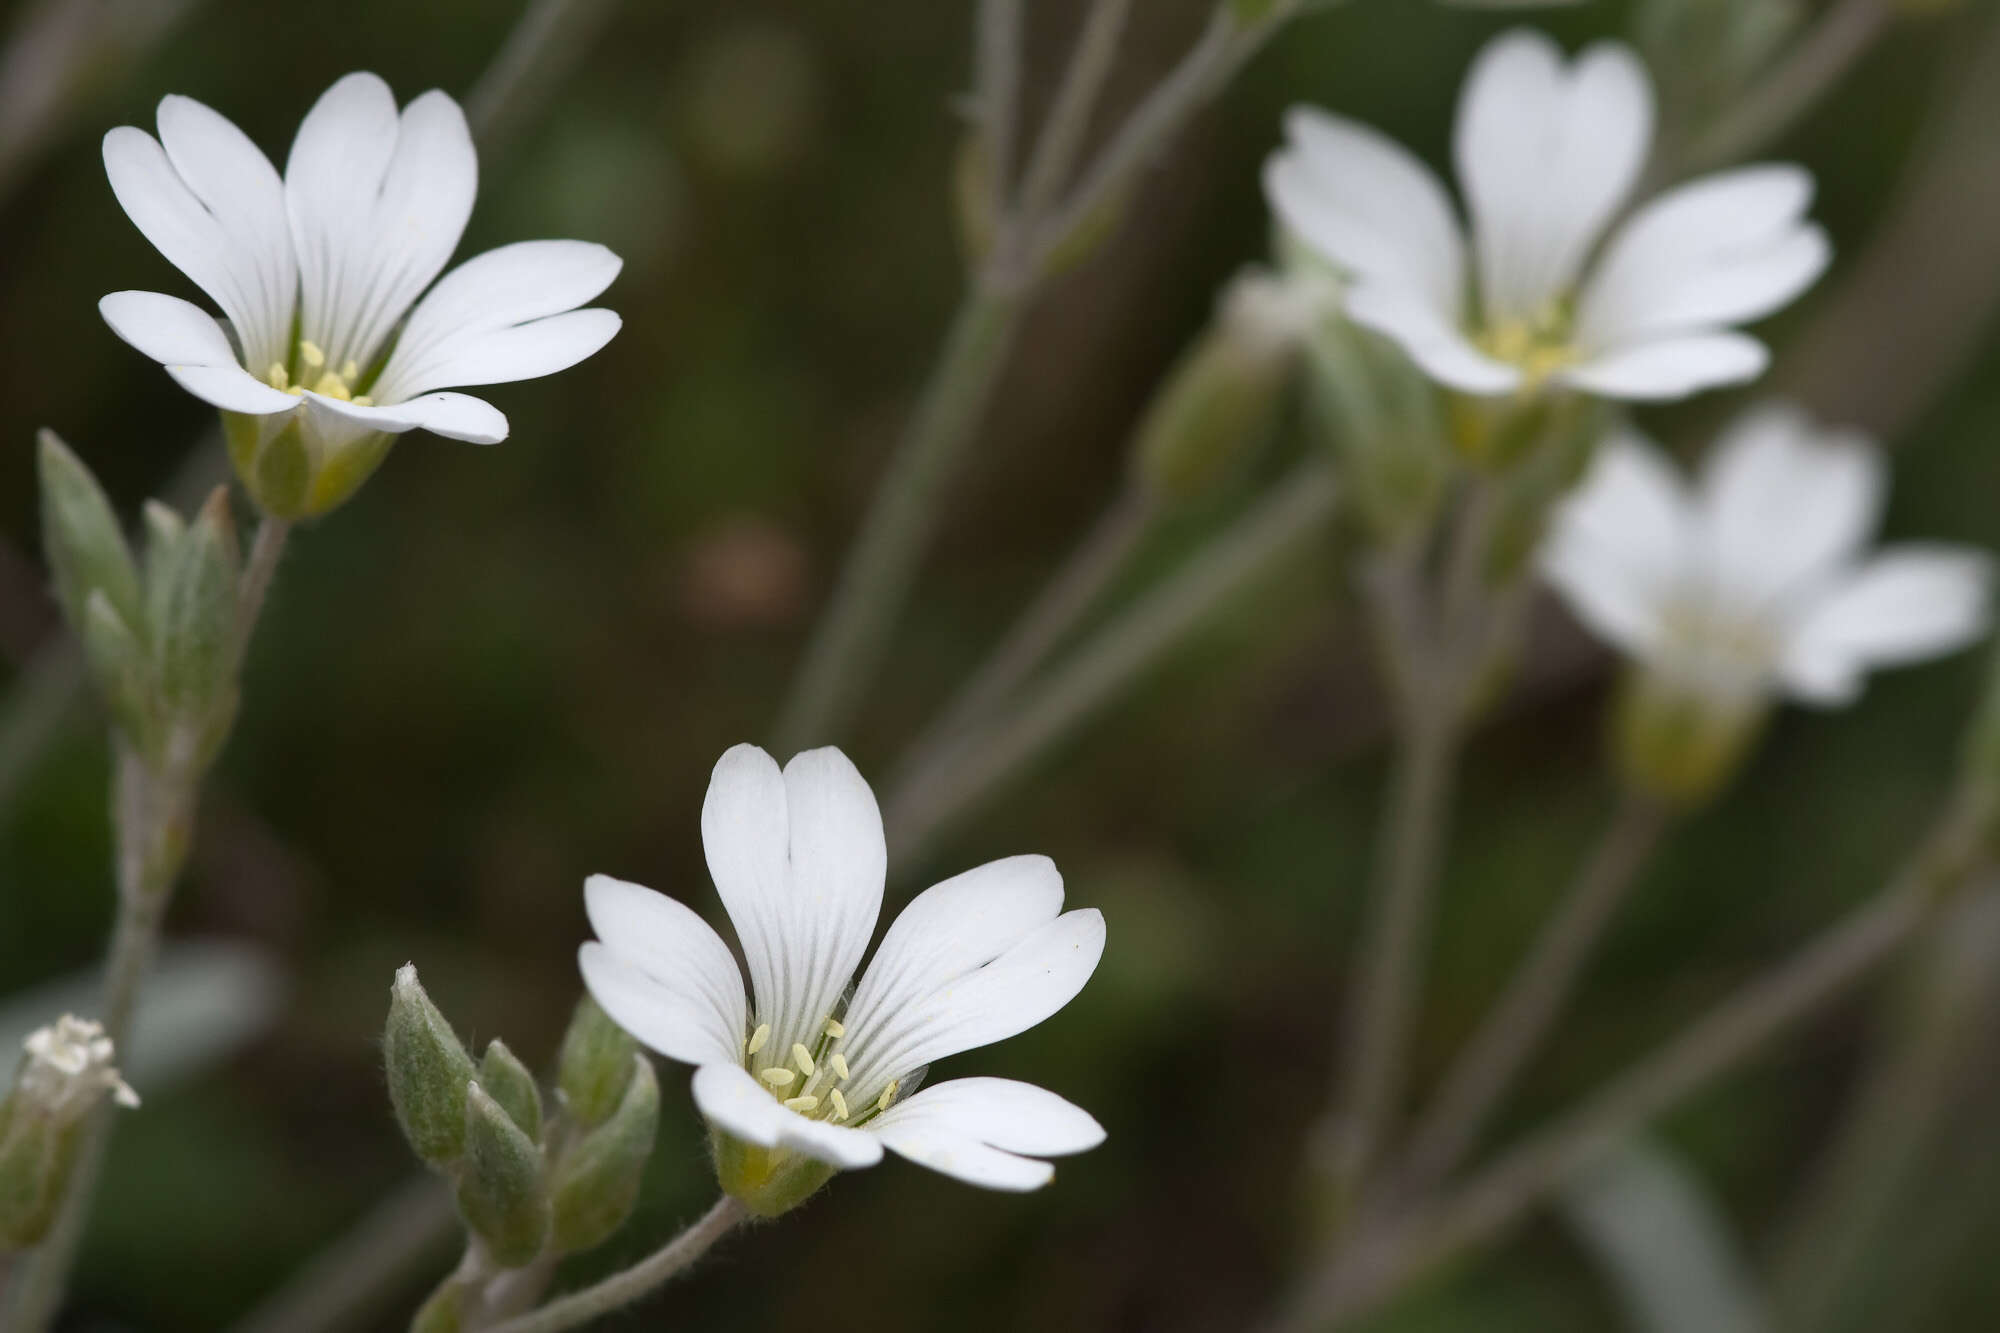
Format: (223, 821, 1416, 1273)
(711, 1130, 839, 1219)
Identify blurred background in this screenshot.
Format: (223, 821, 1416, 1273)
(3, 0, 2000, 1328)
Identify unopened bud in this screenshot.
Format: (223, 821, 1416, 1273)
(1613, 667, 1766, 808)
(0, 1016, 138, 1249)
(1134, 270, 1317, 501)
(456, 1082, 550, 1268)
(550, 1055, 658, 1254)
(557, 995, 637, 1130)
(1302, 316, 1448, 541)
(385, 965, 478, 1169)
(479, 1040, 543, 1145)
(410, 1275, 467, 1333)
(37, 430, 142, 635)
(80, 590, 158, 757)
(154, 488, 240, 729)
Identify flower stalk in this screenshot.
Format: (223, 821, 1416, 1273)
(479, 1197, 747, 1333)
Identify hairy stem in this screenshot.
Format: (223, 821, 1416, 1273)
(481, 1198, 747, 1333)
(1396, 791, 1670, 1194)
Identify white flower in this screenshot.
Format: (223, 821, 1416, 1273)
(99, 72, 622, 516)
(1542, 402, 1993, 711)
(579, 744, 1106, 1211)
(1263, 29, 1829, 402)
(19, 1015, 140, 1117)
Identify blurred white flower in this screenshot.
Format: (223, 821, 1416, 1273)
(580, 744, 1105, 1211)
(1542, 403, 1993, 711)
(19, 1015, 139, 1117)
(99, 72, 622, 514)
(1264, 29, 1828, 402)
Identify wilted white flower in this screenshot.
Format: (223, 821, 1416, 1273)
(1544, 402, 1992, 712)
(19, 1015, 139, 1116)
(1264, 29, 1828, 402)
(580, 744, 1105, 1215)
(100, 72, 622, 516)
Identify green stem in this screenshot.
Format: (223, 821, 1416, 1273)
(1395, 790, 1670, 1195)
(774, 286, 1022, 751)
(480, 1198, 747, 1333)
(881, 465, 1338, 861)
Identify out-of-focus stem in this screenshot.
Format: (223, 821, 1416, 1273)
(481, 1198, 747, 1333)
(228, 1177, 458, 1333)
(1396, 791, 1670, 1194)
(463, 0, 621, 157)
(1016, 0, 1132, 222)
(975, 0, 1024, 213)
(899, 484, 1158, 778)
(884, 465, 1338, 860)
(1678, 0, 1894, 175)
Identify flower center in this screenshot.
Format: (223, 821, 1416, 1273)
(262, 340, 375, 406)
(1658, 593, 1777, 700)
(743, 1014, 899, 1128)
(1476, 302, 1579, 386)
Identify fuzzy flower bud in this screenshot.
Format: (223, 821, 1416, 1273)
(0, 1016, 139, 1250)
(384, 965, 478, 1170)
(455, 1082, 550, 1268)
(549, 1054, 659, 1254)
(556, 994, 637, 1130)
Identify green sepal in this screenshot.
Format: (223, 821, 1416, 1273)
(556, 995, 637, 1130)
(37, 429, 143, 635)
(154, 488, 240, 721)
(0, 1087, 82, 1251)
(1132, 326, 1289, 502)
(479, 1040, 543, 1144)
(409, 1274, 467, 1333)
(455, 1082, 550, 1268)
(384, 965, 479, 1169)
(711, 1129, 838, 1219)
(80, 590, 159, 758)
(550, 1055, 659, 1253)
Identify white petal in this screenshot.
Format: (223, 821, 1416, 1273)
(101, 290, 240, 367)
(298, 388, 508, 445)
(1344, 283, 1521, 396)
(872, 1084, 1083, 1191)
(285, 75, 477, 371)
(1577, 166, 1827, 349)
(691, 1063, 883, 1169)
(874, 1077, 1105, 1156)
(582, 873, 746, 1068)
(165, 364, 305, 416)
(1455, 31, 1652, 324)
(1559, 332, 1768, 401)
(842, 908, 1104, 1101)
(375, 241, 623, 401)
(1699, 402, 1884, 608)
(1779, 547, 1993, 705)
(581, 943, 739, 1069)
(840, 855, 1065, 1089)
(1264, 107, 1465, 318)
(700, 745, 886, 1062)
(103, 122, 292, 371)
(1540, 431, 1691, 659)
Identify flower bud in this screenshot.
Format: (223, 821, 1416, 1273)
(153, 489, 240, 723)
(1302, 316, 1449, 542)
(1133, 270, 1318, 502)
(456, 1082, 550, 1269)
(1612, 667, 1767, 809)
(556, 995, 637, 1130)
(80, 590, 159, 758)
(479, 1040, 543, 1145)
(0, 1016, 139, 1250)
(549, 1055, 658, 1254)
(410, 1275, 468, 1333)
(37, 430, 143, 635)
(385, 965, 478, 1169)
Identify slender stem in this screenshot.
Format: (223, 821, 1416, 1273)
(1268, 807, 1981, 1333)
(974, 0, 1024, 215)
(236, 518, 291, 646)
(882, 465, 1338, 861)
(228, 1177, 458, 1333)
(775, 287, 1022, 751)
(900, 484, 1158, 778)
(1015, 0, 1132, 225)
(1768, 883, 2000, 1332)
(1319, 702, 1461, 1213)
(1678, 0, 1893, 176)
(481, 1198, 747, 1333)
(1395, 791, 1670, 1194)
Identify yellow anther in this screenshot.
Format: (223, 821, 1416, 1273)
(758, 1066, 796, 1089)
(877, 1080, 898, 1113)
(745, 1023, 770, 1056)
(311, 372, 352, 401)
(340, 359, 361, 382)
(829, 1088, 850, 1121)
(824, 1018, 846, 1038)
(791, 1043, 816, 1076)
(299, 340, 326, 369)
(830, 1053, 850, 1081)
(782, 1095, 819, 1112)
(265, 363, 290, 390)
